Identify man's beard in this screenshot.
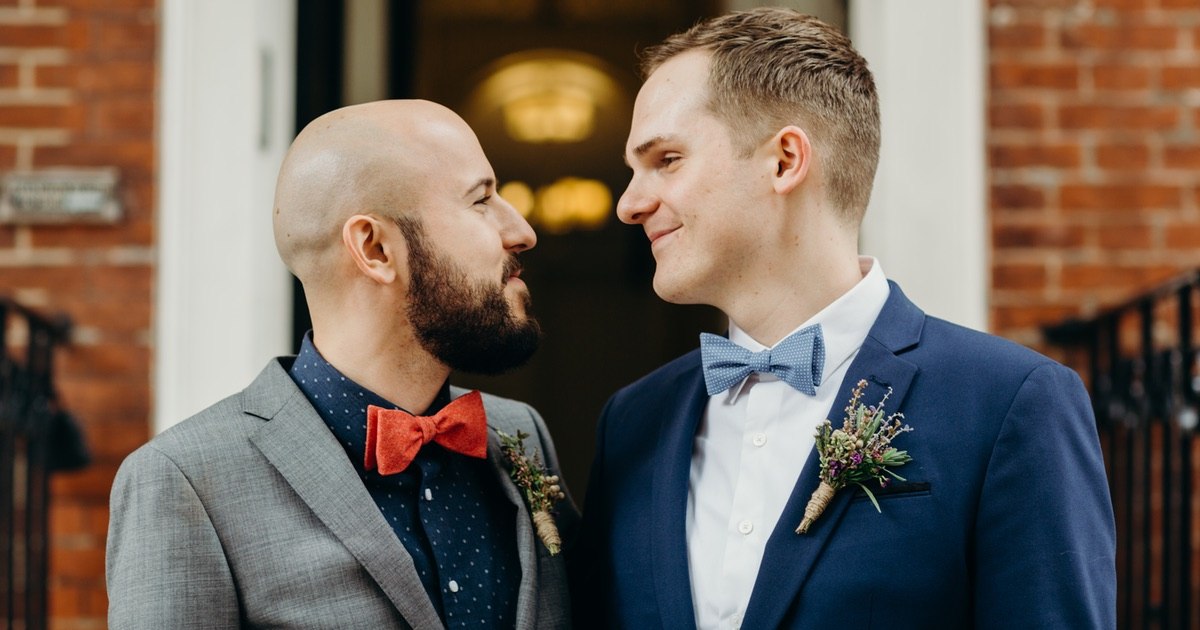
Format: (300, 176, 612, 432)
(396, 216, 541, 375)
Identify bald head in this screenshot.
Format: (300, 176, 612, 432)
(272, 99, 483, 286)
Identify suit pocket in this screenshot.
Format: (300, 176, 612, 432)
(852, 481, 931, 501)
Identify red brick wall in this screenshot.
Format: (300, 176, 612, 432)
(989, 0, 1200, 350)
(0, 0, 157, 627)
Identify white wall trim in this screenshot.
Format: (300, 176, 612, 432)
(155, 0, 296, 432)
(853, 0, 988, 331)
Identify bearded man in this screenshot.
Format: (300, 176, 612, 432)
(107, 100, 575, 629)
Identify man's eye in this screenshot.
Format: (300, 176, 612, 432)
(661, 155, 680, 167)
(474, 194, 492, 206)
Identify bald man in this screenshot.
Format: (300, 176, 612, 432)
(106, 101, 576, 629)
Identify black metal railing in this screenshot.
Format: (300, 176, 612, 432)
(0, 298, 71, 630)
(1045, 271, 1200, 630)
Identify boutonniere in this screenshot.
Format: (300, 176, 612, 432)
(796, 379, 913, 534)
(497, 430, 566, 555)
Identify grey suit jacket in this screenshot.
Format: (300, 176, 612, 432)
(107, 357, 576, 629)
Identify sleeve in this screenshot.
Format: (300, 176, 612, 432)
(106, 445, 240, 629)
(973, 362, 1117, 629)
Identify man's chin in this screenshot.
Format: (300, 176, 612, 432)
(652, 273, 701, 305)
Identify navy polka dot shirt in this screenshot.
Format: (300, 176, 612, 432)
(289, 334, 521, 628)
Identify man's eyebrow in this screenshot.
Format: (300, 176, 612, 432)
(464, 177, 495, 198)
(633, 136, 668, 158)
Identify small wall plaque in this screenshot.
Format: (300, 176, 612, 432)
(0, 168, 121, 224)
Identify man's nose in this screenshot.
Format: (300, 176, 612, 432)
(616, 177, 656, 225)
(497, 194, 537, 252)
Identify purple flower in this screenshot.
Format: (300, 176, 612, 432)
(850, 452, 863, 466)
(829, 461, 842, 478)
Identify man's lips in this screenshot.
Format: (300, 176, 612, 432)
(647, 226, 679, 246)
(503, 258, 524, 283)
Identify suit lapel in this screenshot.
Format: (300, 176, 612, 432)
(476, 395, 540, 630)
(244, 361, 444, 630)
(741, 283, 924, 629)
(650, 362, 707, 630)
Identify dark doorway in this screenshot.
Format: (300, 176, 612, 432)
(294, 0, 723, 496)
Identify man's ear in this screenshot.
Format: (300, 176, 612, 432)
(342, 214, 402, 284)
(770, 125, 812, 195)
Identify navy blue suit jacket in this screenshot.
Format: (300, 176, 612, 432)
(571, 283, 1115, 629)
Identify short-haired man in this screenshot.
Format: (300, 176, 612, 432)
(572, 9, 1114, 628)
(108, 100, 575, 629)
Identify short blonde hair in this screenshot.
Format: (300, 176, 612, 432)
(642, 8, 880, 221)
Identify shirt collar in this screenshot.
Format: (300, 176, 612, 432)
(724, 256, 890, 401)
(289, 332, 451, 470)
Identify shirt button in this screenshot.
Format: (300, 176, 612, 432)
(424, 488, 433, 501)
(752, 433, 767, 447)
(737, 520, 753, 535)
(448, 579, 459, 593)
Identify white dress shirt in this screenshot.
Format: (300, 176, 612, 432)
(685, 257, 890, 630)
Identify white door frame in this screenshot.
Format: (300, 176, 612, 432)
(155, 0, 296, 431)
(853, 0, 988, 331)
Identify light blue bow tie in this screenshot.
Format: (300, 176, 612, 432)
(700, 324, 825, 396)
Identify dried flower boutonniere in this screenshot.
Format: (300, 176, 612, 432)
(497, 430, 566, 555)
(796, 379, 914, 534)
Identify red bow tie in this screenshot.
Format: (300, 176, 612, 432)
(364, 390, 488, 475)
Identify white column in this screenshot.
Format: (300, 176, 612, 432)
(156, 0, 296, 431)
(853, 0, 988, 331)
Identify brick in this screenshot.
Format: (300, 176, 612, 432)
(1165, 224, 1200, 249)
(993, 0, 1077, 6)
(75, 417, 149, 459)
(56, 379, 149, 417)
(84, 265, 152, 298)
(994, 263, 1047, 289)
(990, 22, 1046, 49)
(993, 305, 1080, 331)
(94, 98, 153, 133)
(991, 62, 1079, 90)
(0, 63, 16, 88)
(0, 143, 15, 169)
(0, 23, 85, 48)
(1163, 66, 1200, 90)
(0, 268, 88, 295)
(30, 216, 154, 248)
(49, 463, 119, 503)
(93, 20, 156, 56)
(993, 223, 1086, 248)
(990, 102, 1044, 129)
(1059, 105, 1179, 131)
(56, 295, 151, 333)
(59, 343, 149, 379)
(1092, 65, 1152, 90)
(72, 61, 152, 94)
(34, 140, 154, 179)
(1062, 24, 1179, 51)
(990, 143, 1081, 168)
(1061, 184, 1182, 211)
(0, 103, 87, 129)
(1096, 144, 1150, 170)
(1164, 145, 1200, 169)
(1060, 264, 1179, 290)
(1098, 224, 1154, 248)
(992, 184, 1047, 209)
(36, 64, 79, 90)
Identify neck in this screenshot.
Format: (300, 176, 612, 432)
(310, 310, 449, 415)
(722, 221, 863, 347)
